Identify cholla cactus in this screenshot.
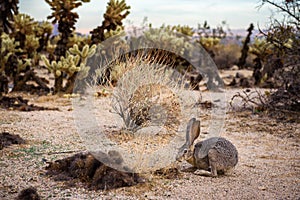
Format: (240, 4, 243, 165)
(199, 37, 221, 49)
(173, 25, 194, 37)
(0, 33, 21, 67)
(249, 37, 293, 86)
(68, 44, 96, 79)
(0, 33, 32, 91)
(42, 43, 97, 77)
(195, 20, 227, 58)
(0, 12, 52, 94)
(11, 13, 42, 63)
(90, 0, 130, 44)
(0, 0, 18, 96)
(42, 44, 96, 93)
(143, 27, 193, 58)
(0, 0, 19, 34)
(35, 21, 53, 52)
(12, 14, 37, 48)
(45, 0, 90, 93)
(45, 0, 90, 57)
(249, 38, 273, 59)
(24, 34, 39, 56)
(0, 33, 30, 75)
(104, 25, 126, 39)
(68, 32, 91, 50)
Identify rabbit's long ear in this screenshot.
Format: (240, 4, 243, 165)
(186, 118, 200, 146)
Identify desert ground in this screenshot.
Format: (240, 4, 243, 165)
(0, 77, 299, 199)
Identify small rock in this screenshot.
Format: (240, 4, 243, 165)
(164, 192, 172, 197)
(258, 186, 267, 191)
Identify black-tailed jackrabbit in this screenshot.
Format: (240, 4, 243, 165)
(176, 118, 238, 177)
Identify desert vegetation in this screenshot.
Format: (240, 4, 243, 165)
(0, 0, 299, 199)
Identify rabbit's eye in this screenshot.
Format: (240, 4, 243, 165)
(183, 149, 188, 154)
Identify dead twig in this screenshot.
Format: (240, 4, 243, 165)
(33, 150, 83, 155)
(230, 88, 269, 110)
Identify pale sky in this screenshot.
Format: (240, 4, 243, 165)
(19, 0, 276, 34)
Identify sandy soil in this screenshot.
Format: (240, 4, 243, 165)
(0, 88, 299, 200)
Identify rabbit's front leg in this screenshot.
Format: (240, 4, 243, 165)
(194, 169, 212, 177)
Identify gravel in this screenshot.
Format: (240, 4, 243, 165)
(0, 89, 299, 200)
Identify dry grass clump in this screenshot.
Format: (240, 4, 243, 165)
(0, 96, 59, 111)
(129, 83, 181, 130)
(0, 132, 26, 150)
(105, 129, 135, 144)
(46, 152, 181, 190)
(45, 151, 183, 193)
(91, 51, 199, 173)
(99, 53, 191, 158)
(46, 152, 144, 190)
(107, 51, 189, 132)
(153, 165, 182, 179)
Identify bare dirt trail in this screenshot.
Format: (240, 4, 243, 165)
(0, 90, 299, 199)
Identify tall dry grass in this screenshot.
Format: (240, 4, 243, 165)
(102, 51, 192, 131)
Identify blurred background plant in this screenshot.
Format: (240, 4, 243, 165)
(0, 0, 19, 96)
(90, 0, 130, 44)
(0, 0, 19, 34)
(0, 0, 297, 117)
(232, 0, 300, 116)
(0, 0, 246, 97)
(196, 21, 227, 57)
(0, 3, 51, 94)
(42, 43, 96, 93)
(45, 0, 91, 93)
(253, 0, 299, 112)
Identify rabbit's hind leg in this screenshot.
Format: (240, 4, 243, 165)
(208, 149, 219, 177)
